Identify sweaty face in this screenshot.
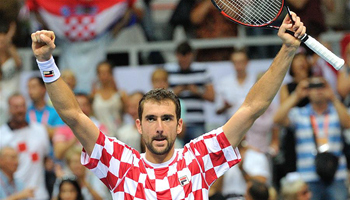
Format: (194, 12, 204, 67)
(136, 100, 182, 156)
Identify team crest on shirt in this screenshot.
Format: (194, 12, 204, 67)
(178, 175, 190, 186)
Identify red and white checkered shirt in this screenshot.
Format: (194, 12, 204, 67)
(81, 127, 241, 200)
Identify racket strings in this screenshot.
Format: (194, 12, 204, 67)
(214, 0, 283, 26)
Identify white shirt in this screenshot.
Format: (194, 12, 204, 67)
(0, 122, 50, 199)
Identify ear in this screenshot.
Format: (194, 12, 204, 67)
(136, 119, 142, 135)
(177, 118, 183, 135)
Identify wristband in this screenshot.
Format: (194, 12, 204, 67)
(36, 57, 61, 83)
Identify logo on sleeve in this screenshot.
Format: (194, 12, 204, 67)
(178, 175, 190, 186)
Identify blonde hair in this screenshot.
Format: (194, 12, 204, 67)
(281, 179, 306, 200)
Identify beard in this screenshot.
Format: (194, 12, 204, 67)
(143, 134, 175, 155)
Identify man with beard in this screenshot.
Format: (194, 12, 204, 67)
(30, 11, 306, 199)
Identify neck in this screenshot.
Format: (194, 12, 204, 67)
(8, 119, 28, 130)
(34, 100, 46, 110)
(145, 148, 175, 164)
(236, 72, 247, 84)
(311, 101, 328, 114)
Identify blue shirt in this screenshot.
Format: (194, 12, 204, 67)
(26, 105, 64, 127)
(0, 170, 24, 198)
(289, 103, 348, 182)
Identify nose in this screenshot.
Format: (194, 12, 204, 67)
(156, 119, 164, 134)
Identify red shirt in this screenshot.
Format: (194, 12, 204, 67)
(81, 127, 241, 199)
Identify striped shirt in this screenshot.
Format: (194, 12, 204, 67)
(166, 63, 212, 125)
(289, 103, 347, 182)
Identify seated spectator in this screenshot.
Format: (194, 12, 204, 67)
(0, 93, 50, 199)
(53, 147, 111, 200)
(190, 0, 237, 61)
(57, 178, 84, 200)
(91, 61, 128, 137)
(53, 93, 107, 160)
(281, 172, 312, 200)
(0, 146, 35, 199)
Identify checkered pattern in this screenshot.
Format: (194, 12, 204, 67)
(64, 16, 96, 41)
(82, 127, 241, 200)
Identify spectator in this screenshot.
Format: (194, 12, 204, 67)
(274, 51, 312, 189)
(0, 146, 35, 200)
(57, 178, 84, 200)
(190, 0, 237, 61)
(166, 41, 215, 143)
(53, 93, 107, 160)
(91, 61, 128, 136)
(26, 76, 65, 139)
(26, 0, 139, 93)
(0, 93, 50, 199)
(53, 147, 111, 200)
(0, 23, 22, 125)
(245, 180, 269, 200)
(216, 49, 256, 120)
(274, 77, 350, 200)
(221, 141, 270, 199)
(281, 172, 312, 200)
(61, 69, 77, 92)
(116, 91, 144, 152)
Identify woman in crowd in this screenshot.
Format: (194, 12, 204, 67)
(91, 61, 128, 136)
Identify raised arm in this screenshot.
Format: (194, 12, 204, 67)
(31, 30, 98, 155)
(223, 13, 306, 147)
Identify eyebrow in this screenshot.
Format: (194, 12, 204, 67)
(145, 114, 175, 119)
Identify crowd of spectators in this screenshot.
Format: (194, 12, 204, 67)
(1, 0, 350, 200)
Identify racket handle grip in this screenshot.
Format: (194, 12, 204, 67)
(301, 35, 344, 70)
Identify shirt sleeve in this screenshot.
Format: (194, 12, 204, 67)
(185, 127, 241, 186)
(81, 131, 136, 190)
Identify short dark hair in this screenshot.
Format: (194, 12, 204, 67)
(248, 180, 269, 200)
(138, 89, 181, 121)
(176, 41, 192, 55)
(29, 76, 45, 88)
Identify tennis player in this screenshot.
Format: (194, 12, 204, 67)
(31, 12, 305, 200)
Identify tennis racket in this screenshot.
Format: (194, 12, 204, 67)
(211, 0, 344, 70)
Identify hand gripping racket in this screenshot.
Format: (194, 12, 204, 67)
(211, 0, 344, 70)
